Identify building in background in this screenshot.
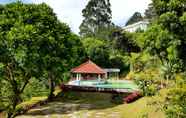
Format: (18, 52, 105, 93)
(123, 20, 149, 32)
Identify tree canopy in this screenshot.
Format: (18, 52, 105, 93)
(79, 0, 112, 38)
(0, 2, 85, 117)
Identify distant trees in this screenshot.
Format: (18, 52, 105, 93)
(125, 12, 143, 26)
(82, 37, 129, 73)
(79, 0, 112, 39)
(82, 38, 110, 68)
(111, 30, 141, 53)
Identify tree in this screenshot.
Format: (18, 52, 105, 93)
(141, 0, 186, 116)
(0, 2, 85, 117)
(148, 0, 186, 71)
(125, 12, 143, 26)
(0, 2, 43, 117)
(79, 0, 112, 38)
(82, 37, 130, 74)
(111, 30, 141, 53)
(144, 3, 157, 21)
(82, 38, 110, 68)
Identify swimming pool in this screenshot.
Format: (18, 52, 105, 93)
(68, 80, 139, 91)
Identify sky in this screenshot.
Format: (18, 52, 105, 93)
(0, 0, 152, 34)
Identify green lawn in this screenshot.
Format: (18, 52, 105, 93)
(16, 92, 165, 118)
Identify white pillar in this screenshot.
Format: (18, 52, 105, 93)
(98, 74, 101, 81)
(79, 74, 81, 81)
(76, 73, 78, 81)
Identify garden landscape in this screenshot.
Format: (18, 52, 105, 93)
(0, 0, 186, 118)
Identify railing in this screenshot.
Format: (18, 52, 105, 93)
(70, 77, 99, 81)
(61, 84, 134, 94)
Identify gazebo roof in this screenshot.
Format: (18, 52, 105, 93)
(71, 60, 106, 74)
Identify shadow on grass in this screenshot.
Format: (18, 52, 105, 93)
(22, 92, 125, 116)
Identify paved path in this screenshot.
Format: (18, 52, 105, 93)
(16, 100, 122, 118)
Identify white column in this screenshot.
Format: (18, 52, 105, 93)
(76, 73, 78, 81)
(98, 74, 101, 81)
(79, 74, 81, 81)
(78, 73, 80, 85)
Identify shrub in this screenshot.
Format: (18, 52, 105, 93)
(134, 69, 160, 96)
(162, 74, 186, 118)
(123, 91, 142, 103)
(164, 87, 186, 118)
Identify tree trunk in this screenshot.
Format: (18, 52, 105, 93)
(48, 72, 55, 100)
(7, 112, 13, 118)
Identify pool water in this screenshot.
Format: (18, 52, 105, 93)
(68, 80, 139, 91)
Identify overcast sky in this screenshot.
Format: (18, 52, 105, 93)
(0, 0, 151, 34)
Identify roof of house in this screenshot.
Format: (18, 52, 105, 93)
(123, 20, 149, 30)
(104, 68, 120, 73)
(71, 60, 106, 74)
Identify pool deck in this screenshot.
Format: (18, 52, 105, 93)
(61, 84, 137, 94)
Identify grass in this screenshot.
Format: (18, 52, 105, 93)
(17, 86, 62, 110)
(16, 91, 166, 118)
(16, 96, 48, 108)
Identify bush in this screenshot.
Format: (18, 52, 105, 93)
(134, 69, 161, 96)
(123, 91, 142, 103)
(162, 74, 186, 118)
(164, 87, 186, 118)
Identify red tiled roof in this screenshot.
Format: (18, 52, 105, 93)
(71, 60, 106, 74)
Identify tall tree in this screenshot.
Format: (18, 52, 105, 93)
(125, 12, 143, 26)
(0, 2, 43, 117)
(0, 2, 85, 117)
(148, 0, 186, 116)
(151, 0, 186, 70)
(79, 0, 112, 38)
(111, 29, 141, 53)
(144, 3, 157, 21)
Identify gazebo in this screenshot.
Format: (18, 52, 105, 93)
(70, 60, 106, 81)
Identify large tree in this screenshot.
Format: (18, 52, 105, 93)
(139, 1, 186, 116)
(0, 2, 85, 117)
(0, 2, 43, 117)
(144, 3, 157, 21)
(79, 0, 112, 38)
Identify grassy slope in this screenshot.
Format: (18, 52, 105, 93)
(80, 92, 165, 118)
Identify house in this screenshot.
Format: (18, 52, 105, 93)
(123, 20, 149, 32)
(71, 60, 106, 81)
(69, 60, 120, 85)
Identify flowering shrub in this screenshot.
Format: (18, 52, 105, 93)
(123, 91, 142, 103)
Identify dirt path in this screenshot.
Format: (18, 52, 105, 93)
(15, 92, 165, 118)
(16, 100, 121, 118)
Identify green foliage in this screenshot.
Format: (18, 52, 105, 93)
(82, 38, 110, 68)
(82, 37, 129, 74)
(22, 78, 49, 100)
(0, 2, 85, 117)
(134, 70, 160, 96)
(152, 0, 186, 69)
(79, 0, 112, 38)
(144, 3, 157, 21)
(164, 87, 186, 118)
(111, 30, 141, 53)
